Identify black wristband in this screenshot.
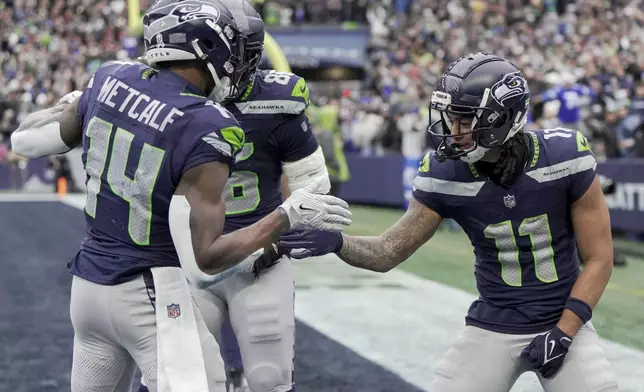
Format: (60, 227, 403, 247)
(565, 297, 592, 324)
(333, 231, 344, 253)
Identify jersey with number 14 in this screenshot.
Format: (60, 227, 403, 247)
(412, 129, 597, 334)
(68, 61, 244, 285)
(221, 69, 319, 233)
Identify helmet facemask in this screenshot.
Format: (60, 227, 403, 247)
(203, 22, 263, 103)
(428, 75, 529, 164)
(195, 20, 248, 102)
(429, 90, 494, 163)
(228, 41, 263, 101)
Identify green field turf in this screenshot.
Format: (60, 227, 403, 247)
(345, 205, 644, 351)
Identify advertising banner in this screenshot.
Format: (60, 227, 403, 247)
(3, 153, 642, 233)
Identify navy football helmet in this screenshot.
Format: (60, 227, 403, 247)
(143, 0, 264, 102)
(226, 0, 264, 100)
(428, 52, 530, 163)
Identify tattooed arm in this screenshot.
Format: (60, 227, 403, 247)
(338, 198, 442, 272)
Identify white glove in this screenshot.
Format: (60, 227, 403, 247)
(278, 179, 352, 231)
(56, 90, 82, 106)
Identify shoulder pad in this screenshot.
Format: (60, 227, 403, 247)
(95, 60, 151, 82)
(193, 101, 245, 154)
(532, 128, 594, 164)
(418, 151, 431, 173)
(235, 70, 310, 115)
(413, 152, 485, 197)
(416, 151, 480, 180)
(87, 61, 146, 91)
(526, 129, 596, 183)
(99, 60, 145, 73)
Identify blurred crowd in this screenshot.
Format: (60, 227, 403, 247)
(336, 0, 644, 159)
(0, 0, 142, 187)
(0, 0, 138, 137)
(250, 0, 370, 26)
(4, 0, 644, 167)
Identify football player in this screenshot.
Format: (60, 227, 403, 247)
(147, 2, 327, 391)
(10, 1, 350, 391)
(279, 53, 619, 392)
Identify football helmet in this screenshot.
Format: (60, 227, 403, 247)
(428, 52, 530, 163)
(143, 0, 264, 102)
(223, 0, 264, 101)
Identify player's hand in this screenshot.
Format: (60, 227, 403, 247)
(279, 227, 343, 259)
(56, 91, 82, 107)
(136, 56, 150, 66)
(277, 180, 352, 230)
(520, 326, 572, 378)
(15, 92, 81, 134)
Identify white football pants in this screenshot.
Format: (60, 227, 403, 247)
(191, 253, 295, 392)
(430, 322, 618, 392)
(70, 272, 226, 392)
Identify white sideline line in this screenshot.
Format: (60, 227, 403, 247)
(0, 193, 63, 202)
(55, 195, 644, 391)
(292, 255, 644, 392)
(60, 194, 86, 209)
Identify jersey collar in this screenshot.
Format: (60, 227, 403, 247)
(525, 131, 539, 169)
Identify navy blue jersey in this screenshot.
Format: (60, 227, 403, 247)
(222, 69, 319, 233)
(413, 129, 597, 334)
(69, 61, 245, 285)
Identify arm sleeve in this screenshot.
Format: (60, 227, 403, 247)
(411, 152, 450, 218)
(182, 137, 236, 176)
(177, 118, 244, 177)
(568, 131, 598, 202)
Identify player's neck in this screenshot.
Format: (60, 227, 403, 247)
(169, 67, 211, 96)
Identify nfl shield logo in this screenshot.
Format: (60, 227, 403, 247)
(167, 303, 181, 319)
(503, 195, 516, 209)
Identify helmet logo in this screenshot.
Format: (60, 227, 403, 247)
(491, 72, 527, 105)
(176, 3, 220, 22)
(155, 33, 165, 48)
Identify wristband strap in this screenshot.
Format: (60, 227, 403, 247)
(333, 231, 344, 253)
(565, 297, 592, 324)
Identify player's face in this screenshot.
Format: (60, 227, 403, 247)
(447, 114, 475, 150)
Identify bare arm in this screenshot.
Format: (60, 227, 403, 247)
(175, 161, 290, 276)
(557, 177, 613, 337)
(11, 97, 83, 158)
(338, 198, 442, 272)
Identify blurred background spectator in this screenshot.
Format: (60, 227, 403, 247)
(5, 0, 644, 158)
(5, 0, 644, 171)
(1, 0, 139, 140)
(2, 0, 642, 252)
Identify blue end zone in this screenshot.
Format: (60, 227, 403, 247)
(0, 201, 423, 392)
(0, 202, 84, 392)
